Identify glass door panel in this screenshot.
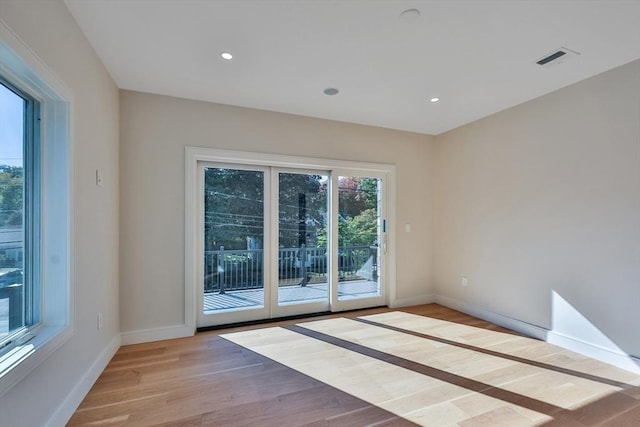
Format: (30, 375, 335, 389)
(202, 167, 266, 315)
(277, 172, 329, 307)
(337, 176, 382, 301)
(197, 162, 389, 328)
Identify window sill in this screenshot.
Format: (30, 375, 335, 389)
(0, 323, 73, 396)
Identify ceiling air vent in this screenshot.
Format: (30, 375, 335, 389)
(536, 47, 580, 68)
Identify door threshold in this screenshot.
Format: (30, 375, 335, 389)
(196, 306, 387, 332)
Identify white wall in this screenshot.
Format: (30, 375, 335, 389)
(119, 90, 435, 335)
(434, 60, 640, 361)
(0, 1, 120, 426)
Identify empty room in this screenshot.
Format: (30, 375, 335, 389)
(0, 1, 639, 426)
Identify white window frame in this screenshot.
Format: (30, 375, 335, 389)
(197, 162, 272, 326)
(185, 146, 396, 329)
(0, 20, 73, 395)
(330, 170, 388, 312)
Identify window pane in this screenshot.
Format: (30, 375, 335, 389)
(203, 167, 265, 312)
(0, 83, 25, 338)
(337, 176, 381, 300)
(278, 172, 328, 305)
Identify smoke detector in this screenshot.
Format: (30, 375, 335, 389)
(536, 47, 580, 68)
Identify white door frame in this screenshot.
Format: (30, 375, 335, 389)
(185, 147, 396, 329)
(329, 169, 387, 312)
(270, 167, 331, 319)
(196, 162, 272, 327)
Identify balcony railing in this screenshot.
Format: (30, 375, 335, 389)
(0, 241, 24, 335)
(204, 245, 378, 294)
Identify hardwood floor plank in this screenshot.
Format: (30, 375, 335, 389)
(298, 317, 622, 410)
(68, 304, 640, 426)
(196, 385, 394, 426)
(603, 404, 640, 427)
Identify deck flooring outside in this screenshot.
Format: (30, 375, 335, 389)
(203, 279, 379, 312)
(0, 281, 380, 335)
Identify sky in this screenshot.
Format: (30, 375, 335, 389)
(0, 82, 24, 168)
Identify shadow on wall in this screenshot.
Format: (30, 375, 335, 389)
(548, 290, 639, 373)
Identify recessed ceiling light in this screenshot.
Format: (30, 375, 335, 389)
(430, 97, 440, 103)
(324, 88, 339, 96)
(221, 52, 233, 60)
(399, 8, 421, 22)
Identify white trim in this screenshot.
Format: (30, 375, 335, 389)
(329, 174, 339, 309)
(0, 19, 71, 101)
(434, 294, 640, 374)
(385, 172, 397, 308)
(196, 162, 272, 326)
(0, 325, 72, 397)
(185, 146, 395, 173)
(0, 18, 75, 395)
(329, 169, 388, 313)
(546, 330, 640, 374)
(184, 149, 198, 335)
(267, 167, 278, 316)
(120, 325, 194, 346)
(434, 295, 548, 339)
(389, 294, 435, 308)
(270, 167, 330, 319)
(46, 334, 121, 427)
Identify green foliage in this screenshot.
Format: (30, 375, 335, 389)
(204, 168, 264, 251)
(336, 176, 378, 215)
(204, 169, 327, 251)
(277, 172, 326, 248)
(357, 177, 378, 211)
(338, 208, 378, 247)
(203, 170, 380, 251)
(0, 165, 23, 228)
(317, 176, 380, 248)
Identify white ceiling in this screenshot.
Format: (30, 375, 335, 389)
(64, 0, 640, 135)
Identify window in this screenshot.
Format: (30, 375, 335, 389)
(0, 78, 41, 346)
(0, 22, 72, 394)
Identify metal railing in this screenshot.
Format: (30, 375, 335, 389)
(204, 245, 377, 293)
(0, 242, 24, 333)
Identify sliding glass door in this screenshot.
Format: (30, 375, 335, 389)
(200, 165, 270, 325)
(330, 173, 386, 312)
(275, 170, 329, 314)
(336, 175, 383, 300)
(197, 162, 387, 327)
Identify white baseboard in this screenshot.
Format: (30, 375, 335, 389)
(434, 295, 548, 340)
(434, 294, 640, 374)
(47, 334, 121, 427)
(546, 330, 640, 374)
(120, 324, 194, 346)
(390, 293, 435, 308)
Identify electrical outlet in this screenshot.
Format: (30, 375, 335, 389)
(97, 312, 103, 330)
(461, 276, 468, 287)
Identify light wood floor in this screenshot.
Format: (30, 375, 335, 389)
(68, 304, 640, 426)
